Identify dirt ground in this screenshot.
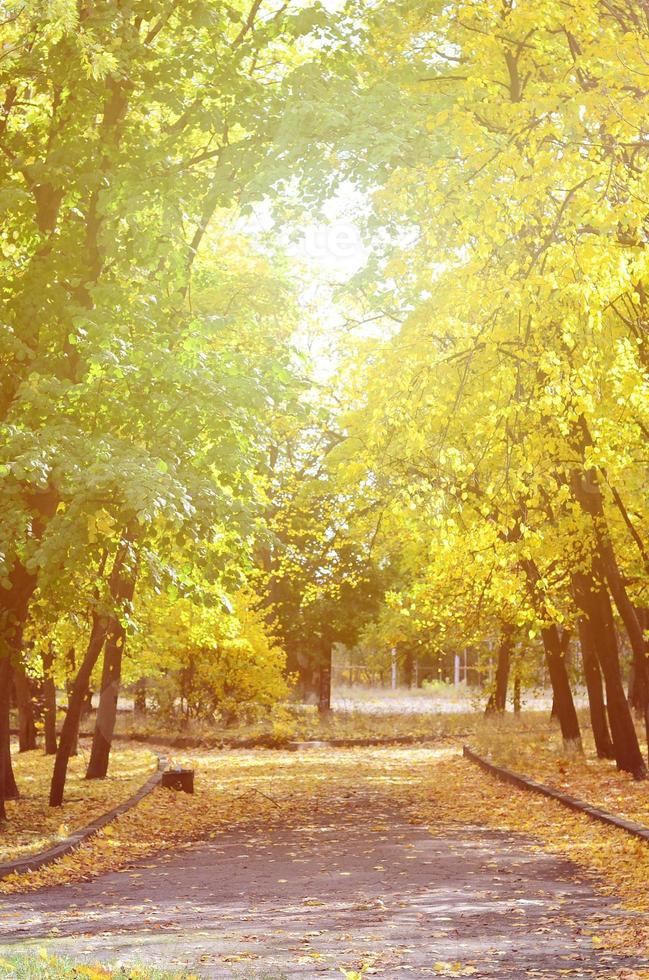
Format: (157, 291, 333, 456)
(0, 776, 643, 979)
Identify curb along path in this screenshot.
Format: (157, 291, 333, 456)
(463, 744, 649, 843)
(0, 764, 163, 881)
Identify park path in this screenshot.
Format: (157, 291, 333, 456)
(0, 767, 643, 980)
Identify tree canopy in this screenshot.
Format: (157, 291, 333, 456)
(1, 0, 649, 816)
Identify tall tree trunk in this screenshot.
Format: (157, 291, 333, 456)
(628, 662, 642, 713)
(541, 625, 582, 749)
(86, 545, 137, 780)
(0, 658, 19, 818)
(573, 567, 646, 778)
(513, 673, 521, 714)
(42, 647, 57, 755)
(0, 659, 9, 820)
(599, 552, 649, 758)
(85, 625, 125, 779)
(49, 613, 108, 806)
(571, 418, 649, 761)
(403, 648, 414, 689)
(14, 664, 37, 752)
(0, 486, 59, 810)
(485, 626, 513, 714)
(49, 536, 130, 806)
(65, 648, 79, 755)
(134, 678, 147, 714)
(577, 614, 615, 760)
(630, 608, 649, 720)
(318, 638, 332, 719)
(522, 557, 582, 748)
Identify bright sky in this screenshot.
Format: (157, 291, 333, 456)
(238, 185, 370, 380)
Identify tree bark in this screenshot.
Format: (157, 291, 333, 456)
(513, 673, 521, 714)
(0, 486, 59, 809)
(577, 614, 615, 760)
(134, 678, 147, 714)
(0, 657, 20, 818)
(485, 626, 513, 714)
(49, 536, 131, 806)
(86, 547, 137, 780)
(49, 613, 108, 806)
(599, 551, 649, 758)
(403, 648, 414, 689)
(570, 417, 649, 761)
(573, 567, 646, 778)
(14, 664, 37, 752)
(85, 624, 126, 779)
(630, 608, 649, 718)
(521, 557, 582, 748)
(42, 647, 57, 755)
(540, 624, 582, 749)
(318, 639, 332, 718)
(0, 659, 9, 820)
(628, 662, 643, 714)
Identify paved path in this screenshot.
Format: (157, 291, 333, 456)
(0, 795, 642, 979)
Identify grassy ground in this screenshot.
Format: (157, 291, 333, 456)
(110, 693, 481, 745)
(0, 951, 196, 978)
(1, 742, 157, 864)
(470, 710, 649, 826)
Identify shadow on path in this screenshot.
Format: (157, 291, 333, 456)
(0, 792, 642, 978)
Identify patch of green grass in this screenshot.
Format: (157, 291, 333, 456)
(0, 951, 196, 979)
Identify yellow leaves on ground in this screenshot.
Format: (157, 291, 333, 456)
(0, 740, 647, 965)
(3, 744, 452, 893)
(433, 964, 477, 977)
(0, 744, 156, 864)
(414, 753, 649, 960)
(472, 714, 649, 827)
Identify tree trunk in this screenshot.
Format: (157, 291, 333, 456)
(541, 625, 582, 749)
(628, 662, 642, 713)
(513, 674, 521, 714)
(520, 557, 581, 748)
(86, 549, 137, 780)
(65, 648, 79, 755)
(0, 659, 9, 820)
(485, 626, 513, 714)
(0, 657, 19, 818)
(403, 648, 414, 689)
(85, 626, 123, 779)
(599, 553, 649, 759)
(573, 567, 646, 778)
(49, 613, 108, 806)
(134, 678, 147, 714)
(0, 571, 35, 807)
(631, 608, 649, 720)
(0, 487, 59, 807)
(50, 535, 132, 806)
(318, 640, 332, 718)
(42, 647, 57, 755)
(570, 418, 649, 761)
(577, 614, 615, 760)
(14, 664, 37, 752)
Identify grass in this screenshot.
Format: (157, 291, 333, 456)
(0, 951, 195, 978)
(1, 742, 157, 864)
(109, 691, 482, 746)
